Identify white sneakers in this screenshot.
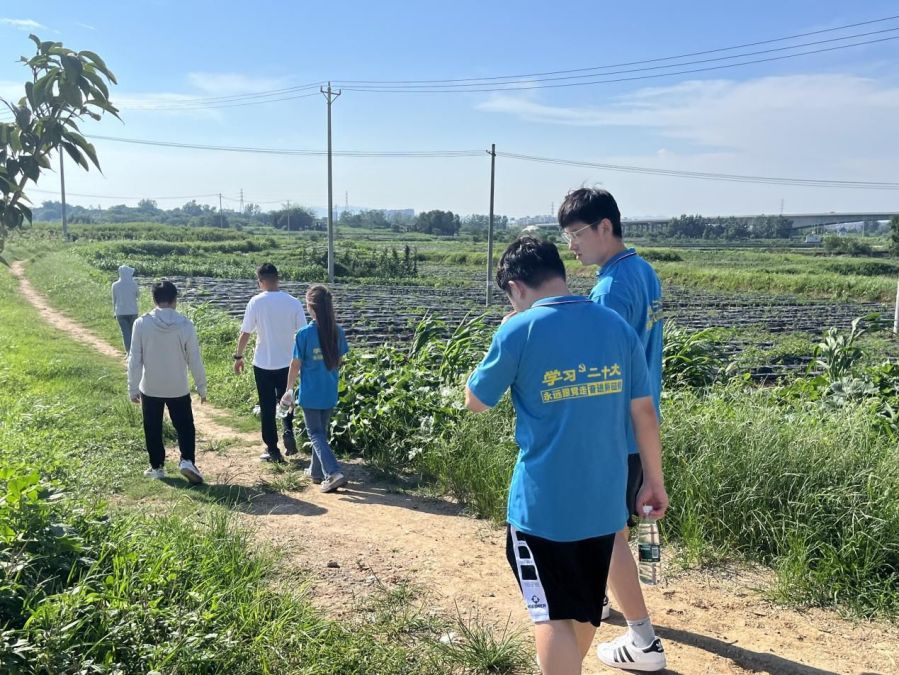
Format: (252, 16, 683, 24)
(320, 472, 347, 493)
(179, 459, 204, 484)
(596, 633, 667, 672)
(143, 461, 204, 485)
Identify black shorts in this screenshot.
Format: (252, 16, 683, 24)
(626, 453, 644, 528)
(506, 526, 615, 627)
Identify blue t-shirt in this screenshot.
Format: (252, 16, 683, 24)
(293, 322, 349, 409)
(467, 296, 651, 542)
(590, 248, 663, 453)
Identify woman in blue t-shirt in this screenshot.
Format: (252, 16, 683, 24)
(281, 284, 350, 493)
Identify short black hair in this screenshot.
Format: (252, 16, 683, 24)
(152, 280, 178, 305)
(496, 235, 566, 293)
(257, 262, 279, 281)
(557, 188, 622, 238)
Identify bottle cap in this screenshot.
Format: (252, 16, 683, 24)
(642, 505, 653, 516)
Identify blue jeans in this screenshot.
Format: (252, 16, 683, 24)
(303, 408, 340, 477)
(116, 314, 138, 352)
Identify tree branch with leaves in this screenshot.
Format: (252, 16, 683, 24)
(0, 34, 119, 254)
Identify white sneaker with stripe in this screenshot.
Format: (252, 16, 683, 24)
(596, 633, 666, 672)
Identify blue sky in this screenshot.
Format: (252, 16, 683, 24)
(2, 1, 899, 217)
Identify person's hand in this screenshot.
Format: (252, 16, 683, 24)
(280, 390, 294, 407)
(635, 480, 669, 520)
(233, 358, 245, 375)
(130, 394, 141, 404)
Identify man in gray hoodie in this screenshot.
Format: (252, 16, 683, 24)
(112, 265, 140, 353)
(128, 280, 208, 484)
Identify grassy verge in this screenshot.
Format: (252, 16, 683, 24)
(9, 237, 899, 620)
(0, 268, 534, 674)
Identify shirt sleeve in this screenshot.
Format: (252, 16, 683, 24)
(628, 332, 651, 400)
(240, 298, 256, 334)
(466, 325, 522, 408)
(293, 328, 305, 361)
(126, 318, 143, 398)
(185, 322, 208, 398)
(596, 281, 640, 330)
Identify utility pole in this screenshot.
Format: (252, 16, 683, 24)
(345, 190, 348, 215)
(59, 152, 68, 238)
(286, 200, 291, 232)
(321, 81, 342, 283)
(486, 143, 497, 306)
(218, 193, 223, 226)
(240, 188, 244, 214)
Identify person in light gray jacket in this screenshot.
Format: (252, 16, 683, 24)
(128, 280, 207, 484)
(112, 265, 140, 353)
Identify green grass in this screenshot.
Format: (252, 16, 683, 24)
(0, 267, 535, 674)
(8, 229, 899, 621)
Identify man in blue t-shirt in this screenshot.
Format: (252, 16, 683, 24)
(558, 188, 666, 672)
(465, 236, 668, 674)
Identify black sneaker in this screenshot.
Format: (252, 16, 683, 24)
(259, 449, 285, 463)
(282, 433, 298, 456)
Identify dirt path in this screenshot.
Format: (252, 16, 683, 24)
(10, 261, 898, 675)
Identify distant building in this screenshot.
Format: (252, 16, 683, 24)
(383, 208, 415, 220)
(804, 234, 823, 244)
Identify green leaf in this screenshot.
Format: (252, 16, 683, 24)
(63, 131, 100, 170)
(80, 67, 111, 100)
(61, 54, 84, 82)
(78, 50, 116, 84)
(61, 141, 88, 170)
(60, 82, 83, 108)
(28, 34, 41, 49)
(25, 82, 36, 109)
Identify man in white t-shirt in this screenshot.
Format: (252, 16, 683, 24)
(234, 263, 307, 462)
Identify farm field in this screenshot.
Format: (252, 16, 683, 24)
(3, 222, 899, 674)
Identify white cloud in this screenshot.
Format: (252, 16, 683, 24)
(478, 74, 899, 159)
(1, 18, 45, 31)
(185, 72, 289, 96)
(76, 22, 97, 31)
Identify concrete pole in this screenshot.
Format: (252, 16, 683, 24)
(486, 144, 496, 306)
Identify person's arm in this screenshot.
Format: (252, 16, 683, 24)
(235, 300, 255, 374)
(632, 397, 667, 518)
(234, 332, 251, 374)
(464, 386, 490, 413)
(281, 358, 302, 406)
(127, 319, 143, 402)
(185, 323, 208, 402)
(464, 326, 520, 414)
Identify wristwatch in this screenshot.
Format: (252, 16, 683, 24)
(233, 354, 244, 360)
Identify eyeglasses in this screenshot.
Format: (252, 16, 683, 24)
(561, 222, 594, 244)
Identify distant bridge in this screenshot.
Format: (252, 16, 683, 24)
(518, 211, 898, 234)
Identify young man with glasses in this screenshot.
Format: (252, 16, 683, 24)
(558, 188, 666, 671)
(465, 235, 667, 674)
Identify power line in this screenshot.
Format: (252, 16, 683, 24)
(337, 14, 899, 84)
(86, 134, 484, 156)
(339, 35, 899, 93)
(336, 28, 899, 90)
(497, 152, 899, 190)
(28, 187, 222, 200)
(123, 90, 323, 111)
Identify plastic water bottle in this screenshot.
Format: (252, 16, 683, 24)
(276, 401, 292, 419)
(637, 505, 661, 585)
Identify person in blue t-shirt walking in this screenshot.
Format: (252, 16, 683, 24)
(558, 188, 666, 672)
(281, 284, 350, 493)
(465, 236, 668, 674)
